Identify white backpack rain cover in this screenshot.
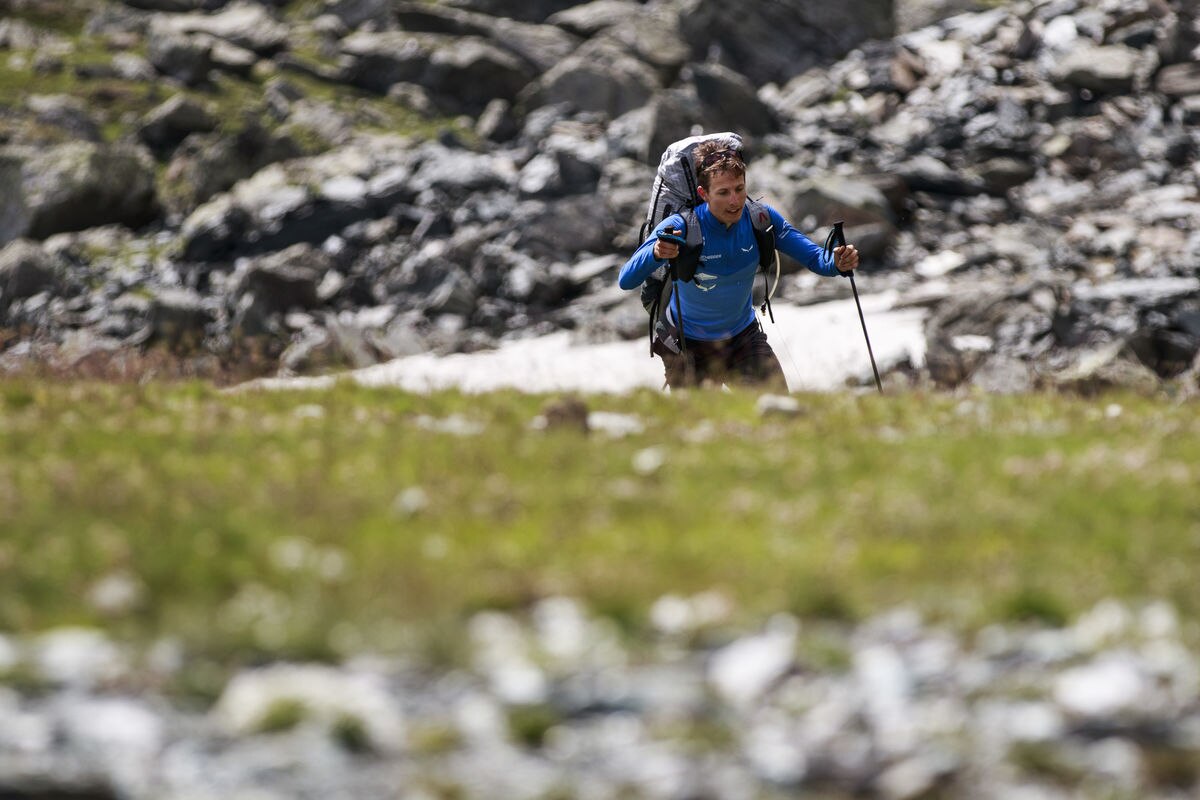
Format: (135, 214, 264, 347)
(640, 131, 744, 241)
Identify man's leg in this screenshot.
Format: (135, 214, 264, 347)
(660, 350, 694, 389)
(727, 322, 787, 389)
(660, 340, 719, 389)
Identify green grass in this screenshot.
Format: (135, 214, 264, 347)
(0, 380, 1198, 675)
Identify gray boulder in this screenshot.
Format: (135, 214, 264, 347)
(149, 3, 289, 55)
(679, 0, 894, 87)
(1156, 62, 1200, 97)
(1051, 341, 1163, 396)
(1050, 44, 1145, 95)
(236, 243, 334, 314)
(120, 0, 215, 9)
(0, 239, 60, 309)
(1128, 324, 1200, 379)
(26, 94, 103, 142)
(596, 155, 654, 249)
(687, 63, 778, 136)
(969, 355, 1037, 394)
(340, 31, 534, 111)
(426, 38, 534, 112)
(584, 4, 691, 82)
(146, 287, 215, 350)
(547, 1, 642, 37)
(790, 176, 896, 229)
(209, 39, 259, 77)
(336, 31, 430, 92)
(323, 0, 390, 30)
(894, 154, 987, 196)
(517, 121, 606, 197)
(519, 38, 658, 118)
(0, 142, 158, 245)
(160, 124, 304, 217)
(435, 0, 583, 24)
(408, 142, 518, 199)
(640, 88, 708, 165)
(138, 94, 219, 152)
(180, 144, 411, 261)
(513, 194, 619, 260)
(392, 2, 580, 73)
(147, 31, 213, 86)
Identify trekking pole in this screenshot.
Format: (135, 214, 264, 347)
(825, 221, 883, 394)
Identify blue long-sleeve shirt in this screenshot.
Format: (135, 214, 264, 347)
(618, 203, 840, 341)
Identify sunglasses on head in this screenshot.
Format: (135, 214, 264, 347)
(699, 148, 744, 170)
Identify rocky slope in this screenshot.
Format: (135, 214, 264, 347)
(4, 599, 1200, 799)
(0, 0, 1198, 394)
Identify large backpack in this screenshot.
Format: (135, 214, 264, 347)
(638, 132, 780, 357)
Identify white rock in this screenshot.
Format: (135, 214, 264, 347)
(951, 334, 993, 353)
(650, 595, 693, 636)
(1054, 655, 1147, 719)
(392, 485, 429, 516)
(978, 699, 1064, 745)
(755, 394, 803, 417)
(213, 663, 405, 752)
(875, 754, 942, 800)
(532, 596, 589, 664)
(58, 697, 164, 754)
(855, 643, 912, 707)
(1140, 601, 1179, 639)
(1041, 16, 1079, 51)
(320, 175, 368, 203)
(0, 633, 18, 672)
(33, 628, 127, 688)
(1072, 600, 1134, 651)
(631, 446, 666, 476)
(469, 611, 547, 705)
(586, 411, 644, 438)
(744, 712, 807, 784)
(708, 615, 797, 707)
(454, 691, 508, 745)
(914, 250, 966, 278)
(87, 568, 144, 614)
(1085, 737, 1143, 792)
(0, 689, 53, 753)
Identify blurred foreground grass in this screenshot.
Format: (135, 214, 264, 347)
(1, 379, 1198, 674)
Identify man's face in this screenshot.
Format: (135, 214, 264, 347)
(698, 170, 747, 226)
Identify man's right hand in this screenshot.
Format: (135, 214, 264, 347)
(653, 228, 683, 261)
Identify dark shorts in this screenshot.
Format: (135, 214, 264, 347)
(657, 320, 786, 389)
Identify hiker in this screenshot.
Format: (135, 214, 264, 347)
(618, 139, 860, 389)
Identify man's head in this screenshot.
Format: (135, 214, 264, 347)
(693, 140, 746, 191)
(693, 140, 747, 226)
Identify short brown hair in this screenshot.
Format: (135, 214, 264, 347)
(693, 140, 745, 190)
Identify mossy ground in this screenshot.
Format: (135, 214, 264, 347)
(0, 1, 468, 151)
(1, 379, 1197, 678)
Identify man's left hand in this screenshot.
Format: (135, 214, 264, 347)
(834, 244, 859, 273)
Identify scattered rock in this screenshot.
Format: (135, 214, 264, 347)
(5, 598, 1194, 797)
(538, 394, 589, 432)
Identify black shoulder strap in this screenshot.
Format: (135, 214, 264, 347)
(746, 200, 777, 323)
(672, 209, 703, 283)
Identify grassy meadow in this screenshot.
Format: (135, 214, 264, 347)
(1, 378, 1198, 687)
